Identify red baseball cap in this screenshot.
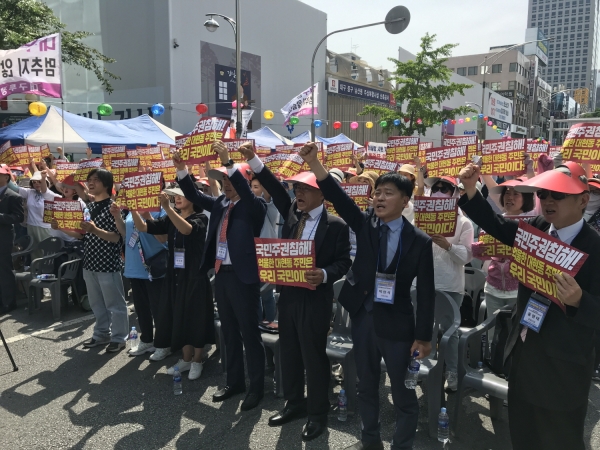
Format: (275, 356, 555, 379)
(515, 168, 589, 195)
(488, 178, 525, 195)
(195, 177, 210, 187)
(0, 166, 11, 176)
(285, 172, 320, 189)
(587, 177, 600, 190)
(557, 161, 586, 179)
(208, 163, 252, 182)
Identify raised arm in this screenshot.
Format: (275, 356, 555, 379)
(173, 151, 217, 212)
(109, 202, 126, 237)
(159, 193, 193, 235)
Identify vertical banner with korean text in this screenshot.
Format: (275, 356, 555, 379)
(254, 238, 316, 290)
(176, 117, 229, 164)
(480, 138, 527, 176)
(425, 146, 468, 177)
(413, 196, 458, 237)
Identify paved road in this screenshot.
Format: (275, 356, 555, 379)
(0, 298, 599, 449)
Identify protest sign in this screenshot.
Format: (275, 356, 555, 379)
(365, 141, 387, 160)
(40, 144, 51, 159)
(425, 145, 468, 177)
(561, 123, 600, 172)
(325, 143, 354, 171)
(54, 161, 79, 182)
(102, 145, 127, 167)
(509, 220, 588, 304)
(278, 153, 306, 178)
(480, 138, 527, 176)
(204, 139, 256, 169)
(255, 238, 316, 290)
(443, 135, 479, 161)
(413, 196, 458, 237)
(176, 117, 229, 164)
(293, 143, 324, 172)
(110, 158, 139, 183)
(526, 140, 549, 170)
(73, 159, 103, 182)
(363, 158, 398, 176)
(325, 183, 371, 216)
(472, 231, 513, 260)
(151, 159, 177, 181)
(256, 146, 272, 157)
(387, 136, 419, 165)
(263, 153, 292, 176)
(43, 199, 84, 233)
(27, 145, 42, 162)
(127, 147, 163, 168)
(0, 141, 17, 165)
(157, 142, 176, 159)
(0, 33, 62, 98)
(120, 172, 162, 212)
(11, 145, 30, 166)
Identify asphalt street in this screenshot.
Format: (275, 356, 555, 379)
(0, 297, 599, 450)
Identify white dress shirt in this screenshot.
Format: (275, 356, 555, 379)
(549, 218, 584, 245)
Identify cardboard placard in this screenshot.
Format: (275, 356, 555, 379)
(325, 142, 354, 171)
(413, 196, 458, 237)
(73, 159, 103, 182)
(255, 238, 316, 290)
(54, 161, 79, 182)
(176, 116, 229, 164)
(425, 145, 468, 177)
(363, 158, 398, 176)
(443, 135, 479, 161)
(119, 172, 162, 212)
(151, 159, 177, 182)
(101, 145, 127, 167)
(387, 136, 419, 165)
(325, 183, 371, 216)
(110, 158, 140, 183)
(42, 199, 84, 233)
(480, 138, 527, 176)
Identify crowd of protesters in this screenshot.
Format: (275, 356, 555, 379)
(0, 139, 599, 450)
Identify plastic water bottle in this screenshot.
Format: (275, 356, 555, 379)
(404, 350, 420, 389)
(173, 367, 183, 395)
(128, 327, 138, 351)
(338, 389, 348, 421)
(477, 361, 484, 371)
(438, 407, 450, 442)
(83, 207, 91, 222)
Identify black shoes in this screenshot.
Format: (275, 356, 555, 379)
(301, 420, 327, 441)
(344, 441, 384, 450)
(82, 338, 110, 348)
(212, 385, 246, 403)
(106, 342, 126, 353)
(268, 402, 308, 426)
(240, 391, 264, 411)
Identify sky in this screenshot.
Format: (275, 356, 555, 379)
(299, 0, 530, 71)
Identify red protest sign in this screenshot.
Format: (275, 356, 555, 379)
(176, 116, 229, 164)
(443, 135, 479, 161)
(363, 158, 398, 176)
(472, 231, 513, 260)
(387, 136, 419, 165)
(205, 139, 256, 169)
(325, 143, 354, 171)
(0, 141, 17, 165)
(40, 144, 51, 159)
(509, 220, 588, 304)
(157, 142, 176, 159)
(425, 146, 468, 177)
(325, 183, 371, 216)
(110, 158, 140, 183)
(526, 140, 549, 170)
(120, 172, 162, 212)
(293, 142, 324, 171)
(151, 159, 177, 181)
(74, 159, 103, 182)
(11, 145, 30, 166)
(254, 238, 316, 290)
(480, 138, 527, 176)
(256, 146, 272, 157)
(277, 153, 305, 179)
(43, 199, 84, 233)
(263, 153, 292, 176)
(54, 161, 79, 182)
(27, 145, 42, 162)
(102, 145, 127, 167)
(127, 147, 164, 168)
(413, 196, 458, 237)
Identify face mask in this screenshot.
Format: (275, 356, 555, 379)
(430, 191, 451, 198)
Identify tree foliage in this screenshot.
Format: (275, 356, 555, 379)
(0, 0, 119, 93)
(359, 33, 476, 136)
(581, 109, 600, 118)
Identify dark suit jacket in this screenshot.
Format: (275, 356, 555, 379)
(459, 191, 600, 411)
(178, 168, 266, 285)
(317, 174, 436, 343)
(0, 187, 24, 235)
(254, 165, 351, 296)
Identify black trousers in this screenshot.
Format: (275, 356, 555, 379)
(0, 232, 16, 307)
(352, 306, 418, 450)
(215, 268, 265, 394)
(128, 277, 165, 344)
(278, 286, 332, 422)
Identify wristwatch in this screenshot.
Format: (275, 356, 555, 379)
(223, 159, 235, 168)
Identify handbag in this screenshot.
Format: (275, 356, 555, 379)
(137, 239, 168, 279)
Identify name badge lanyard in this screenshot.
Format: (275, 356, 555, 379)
(375, 229, 403, 305)
(174, 228, 186, 269)
(217, 206, 234, 261)
(301, 213, 322, 241)
(131, 227, 153, 281)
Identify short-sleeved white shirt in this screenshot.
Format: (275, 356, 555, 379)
(18, 187, 62, 227)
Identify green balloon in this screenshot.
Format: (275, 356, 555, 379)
(97, 103, 113, 116)
(380, 120, 388, 127)
(290, 116, 300, 125)
(472, 115, 478, 120)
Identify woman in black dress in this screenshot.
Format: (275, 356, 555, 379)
(132, 187, 214, 381)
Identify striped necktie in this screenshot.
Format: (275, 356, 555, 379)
(294, 212, 310, 239)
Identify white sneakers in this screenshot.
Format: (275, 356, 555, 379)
(188, 362, 203, 380)
(149, 347, 172, 361)
(445, 371, 458, 392)
(128, 341, 156, 356)
(166, 359, 203, 380)
(167, 359, 192, 375)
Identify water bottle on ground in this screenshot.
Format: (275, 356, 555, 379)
(128, 327, 138, 351)
(338, 389, 348, 421)
(83, 207, 91, 222)
(173, 367, 183, 395)
(404, 350, 420, 389)
(477, 361, 484, 371)
(438, 407, 450, 442)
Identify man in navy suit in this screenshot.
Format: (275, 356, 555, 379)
(174, 142, 267, 411)
(299, 143, 435, 450)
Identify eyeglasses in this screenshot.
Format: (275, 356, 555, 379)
(536, 189, 571, 201)
(293, 184, 316, 193)
(431, 184, 452, 194)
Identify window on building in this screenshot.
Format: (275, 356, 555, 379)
(491, 82, 501, 90)
(567, 83, 572, 88)
(509, 62, 518, 72)
(492, 64, 502, 73)
(582, 73, 586, 79)
(366, 70, 373, 83)
(457, 67, 466, 76)
(468, 66, 477, 75)
(508, 80, 517, 90)
(329, 57, 338, 73)
(218, 81, 227, 100)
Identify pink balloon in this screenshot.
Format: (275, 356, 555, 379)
(350, 121, 359, 129)
(487, 121, 493, 126)
(458, 118, 464, 124)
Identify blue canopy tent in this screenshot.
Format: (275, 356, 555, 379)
(291, 131, 362, 149)
(247, 126, 293, 149)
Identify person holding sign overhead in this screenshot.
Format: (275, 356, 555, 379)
(173, 141, 267, 411)
(298, 142, 435, 450)
(238, 144, 351, 442)
(458, 162, 600, 450)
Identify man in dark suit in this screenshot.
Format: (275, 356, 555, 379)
(458, 162, 600, 450)
(173, 142, 267, 411)
(238, 145, 352, 441)
(0, 166, 24, 314)
(298, 143, 435, 450)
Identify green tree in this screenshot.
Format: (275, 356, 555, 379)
(581, 109, 600, 118)
(0, 0, 119, 93)
(359, 33, 476, 136)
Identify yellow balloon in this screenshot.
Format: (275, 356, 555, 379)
(29, 101, 47, 116)
(365, 121, 374, 129)
(263, 110, 274, 120)
(492, 125, 498, 130)
(465, 117, 471, 122)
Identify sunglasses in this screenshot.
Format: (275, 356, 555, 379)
(536, 189, 572, 201)
(293, 184, 316, 193)
(431, 184, 453, 194)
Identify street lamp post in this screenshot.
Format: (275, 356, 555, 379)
(310, 6, 411, 138)
(205, 0, 243, 138)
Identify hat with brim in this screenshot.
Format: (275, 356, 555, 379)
(163, 187, 185, 197)
(208, 162, 252, 182)
(195, 177, 210, 188)
(488, 179, 524, 195)
(329, 168, 344, 184)
(30, 171, 43, 181)
(514, 169, 589, 195)
(0, 166, 11, 176)
(62, 174, 85, 188)
(398, 164, 416, 177)
(424, 175, 458, 188)
(558, 161, 586, 179)
(588, 178, 600, 190)
(344, 168, 358, 176)
(285, 172, 320, 190)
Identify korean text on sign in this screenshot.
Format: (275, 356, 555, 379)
(176, 117, 229, 164)
(387, 136, 419, 165)
(54, 161, 79, 182)
(413, 196, 458, 237)
(254, 238, 316, 290)
(151, 159, 177, 181)
(326, 143, 354, 171)
(102, 145, 126, 167)
(326, 183, 371, 217)
(509, 221, 588, 303)
(110, 158, 139, 183)
(365, 142, 387, 160)
(562, 122, 600, 164)
(42, 199, 84, 233)
(472, 231, 513, 260)
(425, 145, 468, 177)
(205, 139, 255, 169)
(120, 172, 162, 212)
(0, 141, 17, 165)
(294, 143, 324, 172)
(363, 158, 398, 176)
(480, 138, 526, 176)
(127, 147, 164, 168)
(263, 153, 293, 176)
(73, 159, 103, 182)
(443, 135, 479, 161)
(11, 145, 30, 166)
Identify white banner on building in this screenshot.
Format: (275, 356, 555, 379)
(281, 83, 319, 125)
(230, 109, 254, 137)
(487, 91, 513, 125)
(0, 33, 62, 99)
